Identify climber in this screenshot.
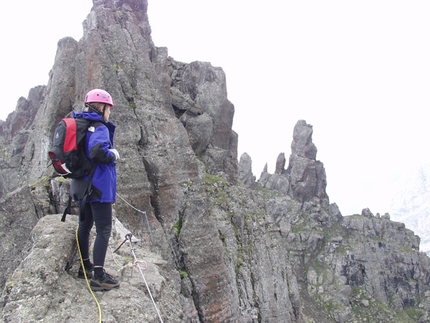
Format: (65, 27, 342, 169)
(70, 89, 120, 291)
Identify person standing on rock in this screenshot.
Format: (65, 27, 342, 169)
(70, 89, 120, 291)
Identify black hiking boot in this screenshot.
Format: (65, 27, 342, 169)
(90, 270, 120, 291)
(78, 264, 94, 279)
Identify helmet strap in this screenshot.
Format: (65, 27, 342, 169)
(85, 103, 103, 117)
(102, 104, 107, 119)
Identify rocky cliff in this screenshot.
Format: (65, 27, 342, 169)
(1, 1, 430, 322)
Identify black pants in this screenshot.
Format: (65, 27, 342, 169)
(78, 202, 112, 267)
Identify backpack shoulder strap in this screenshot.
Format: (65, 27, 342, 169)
(78, 164, 97, 222)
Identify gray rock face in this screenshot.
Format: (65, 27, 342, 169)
(0, 86, 46, 197)
(1, 214, 182, 323)
(238, 152, 255, 188)
(258, 120, 328, 204)
(1, 1, 430, 322)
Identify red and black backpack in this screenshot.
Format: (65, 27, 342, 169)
(49, 117, 98, 222)
(49, 118, 94, 179)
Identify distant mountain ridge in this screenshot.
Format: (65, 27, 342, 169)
(390, 163, 430, 254)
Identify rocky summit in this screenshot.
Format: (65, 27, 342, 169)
(1, 1, 430, 322)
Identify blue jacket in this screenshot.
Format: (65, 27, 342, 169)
(70, 111, 117, 203)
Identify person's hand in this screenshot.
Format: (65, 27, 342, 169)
(108, 148, 120, 160)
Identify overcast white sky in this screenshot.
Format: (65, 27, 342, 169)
(1, 0, 429, 216)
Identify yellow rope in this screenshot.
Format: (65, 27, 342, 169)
(75, 226, 102, 323)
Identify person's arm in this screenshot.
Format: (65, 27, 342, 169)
(88, 126, 117, 164)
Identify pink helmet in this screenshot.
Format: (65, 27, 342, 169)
(85, 89, 114, 107)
